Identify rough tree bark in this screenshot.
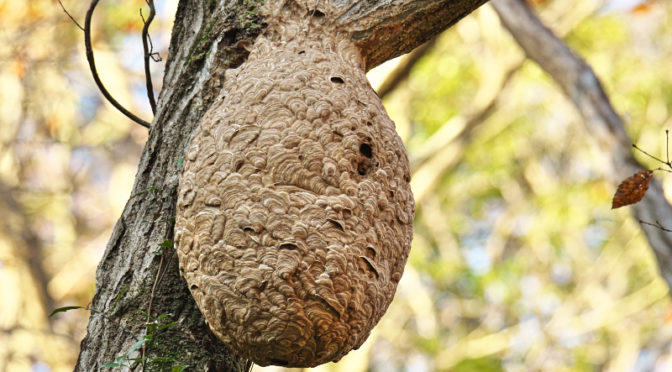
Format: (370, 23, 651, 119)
(75, 0, 489, 370)
(492, 0, 672, 290)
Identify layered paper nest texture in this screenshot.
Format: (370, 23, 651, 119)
(175, 9, 414, 367)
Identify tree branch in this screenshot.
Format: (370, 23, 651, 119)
(57, 0, 85, 31)
(141, 0, 159, 115)
(491, 0, 672, 290)
(336, 0, 490, 70)
(84, 0, 151, 128)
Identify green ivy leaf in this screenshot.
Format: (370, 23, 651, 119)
(48, 306, 83, 317)
(128, 337, 150, 354)
(155, 313, 174, 322)
(134, 309, 153, 320)
(158, 321, 180, 331)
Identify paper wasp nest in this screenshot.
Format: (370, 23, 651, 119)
(175, 4, 414, 367)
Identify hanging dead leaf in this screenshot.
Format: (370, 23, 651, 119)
(612, 170, 653, 209)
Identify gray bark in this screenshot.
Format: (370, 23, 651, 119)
(492, 0, 672, 290)
(74, 0, 489, 370)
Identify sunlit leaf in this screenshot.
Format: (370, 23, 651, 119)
(632, 3, 653, 14)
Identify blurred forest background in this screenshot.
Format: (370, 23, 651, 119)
(2, 0, 672, 371)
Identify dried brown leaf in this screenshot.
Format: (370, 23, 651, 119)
(612, 170, 653, 209)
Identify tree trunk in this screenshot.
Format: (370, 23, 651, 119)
(74, 1, 488, 370)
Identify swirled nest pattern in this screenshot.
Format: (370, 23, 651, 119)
(175, 11, 414, 368)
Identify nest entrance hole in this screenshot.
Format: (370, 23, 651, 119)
(309, 9, 325, 18)
(359, 143, 372, 158)
(279, 243, 298, 250)
(356, 143, 374, 176)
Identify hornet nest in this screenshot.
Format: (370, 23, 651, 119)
(175, 1, 415, 367)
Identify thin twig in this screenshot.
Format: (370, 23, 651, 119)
(141, 250, 167, 368)
(57, 0, 85, 31)
(632, 144, 670, 167)
(141, 0, 158, 115)
(667, 129, 670, 165)
(84, 0, 151, 128)
(639, 220, 672, 233)
(146, 252, 165, 321)
(631, 130, 672, 171)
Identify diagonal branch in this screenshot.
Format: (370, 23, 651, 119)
(336, 0, 490, 69)
(84, 0, 151, 128)
(0, 184, 55, 325)
(491, 0, 672, 290)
